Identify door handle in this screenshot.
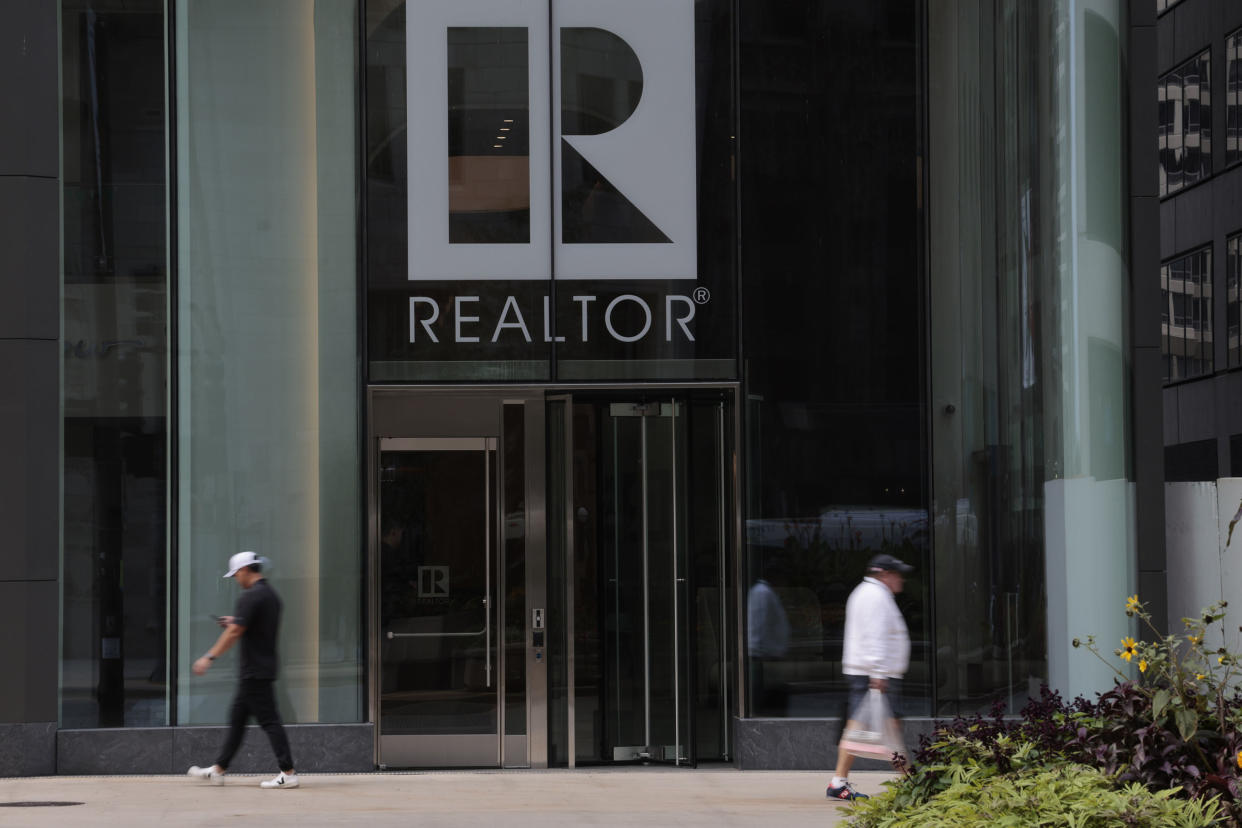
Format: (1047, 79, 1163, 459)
(387, 628, 486, 639)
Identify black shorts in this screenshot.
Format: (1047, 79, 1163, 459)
(845, 674, 903, 720)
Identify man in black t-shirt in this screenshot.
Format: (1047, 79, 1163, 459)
(187, 551, 299, 789)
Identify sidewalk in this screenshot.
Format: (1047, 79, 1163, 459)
(0, 768, 894, 827)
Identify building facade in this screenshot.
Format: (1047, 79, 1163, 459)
(1, 0, 1147, 775)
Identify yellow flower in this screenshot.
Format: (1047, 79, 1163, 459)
(1139, 659, 1148, 673)
(1220, 655, 1227, 665)
(1120, 636, 1137, 662)
(1189, 634, 1203, 646)
(1237, 750, 1242, 769)
(1126, 595, 1141, 612)
(1197, 673, 1207, 681)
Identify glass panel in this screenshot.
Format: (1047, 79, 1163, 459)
(1162, 247, 1213, 383)
(503, 405, 527, 736)
(1160, 49, 1212, 196)
(739, 0, 930, 718)
(175, 0, 362, 724)
(61, 0, 168, 728)
(1228, 236, 1241, 368)
(929, 0, 1132, 706)
(1228, 30, 1242, 166)
(380, 447, 496, 736)
(448, 27, 530, 244)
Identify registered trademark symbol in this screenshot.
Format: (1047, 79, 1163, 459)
(692, 287, 711, 305)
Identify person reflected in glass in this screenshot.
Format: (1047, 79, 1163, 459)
(747, 557, 791, 715)
(826, 553, 912, 802)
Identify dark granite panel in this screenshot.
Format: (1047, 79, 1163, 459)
(1170, 3, 1212, 72)
(1172, 184, 1213, 254)
(1165, 385, 1180, 444)
(0, 722, 56, 777)
(0, 581, 57, 722)
(1177, 379, 1217, 443)
(53, 724, 374, 775)
(0, 1, 58, 178)
(0, 339, 58, 583)
(0, 177, 58, 339)
(1134, 347, 1166, 573)
(1225, 0, 1242, 37)
(58, 728, 173, 775)
(173, 724, 374, 774)
(1213, 167, 1242, 236)
(1161, 195, 1176, 255)
(1128, 30, 1158, 200)
(1132, 199, 1161, 349)
(1157, 14, 1174, 77)
(733, 718, 935, 771)
(1130, 0, 1155, 29)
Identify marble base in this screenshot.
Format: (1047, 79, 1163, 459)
(57, 723, 374, 775)
(0, 722, 56, 777)
(733, 717, 936, 770)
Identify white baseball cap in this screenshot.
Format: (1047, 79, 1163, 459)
(224, 550, 260, 578)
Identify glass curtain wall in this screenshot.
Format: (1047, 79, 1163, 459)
(739, 0, 930, 719)
(175, 0, 363, 724)
(928, 0, 1132, 710)
(61, 0, 170, 728)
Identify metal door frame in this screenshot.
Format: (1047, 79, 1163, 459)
(366, 384, 739, 770)
(369, 389, 549, 768)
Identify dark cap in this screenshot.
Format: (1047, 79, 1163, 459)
(866, 553, 914, 574)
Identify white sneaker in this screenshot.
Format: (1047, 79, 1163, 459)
(187, 765, 225, 786)
(260, 771, 299, 789)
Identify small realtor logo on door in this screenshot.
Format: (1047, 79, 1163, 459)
(418, 566, 450, 597)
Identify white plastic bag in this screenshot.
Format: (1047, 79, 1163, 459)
(838, 688, 905, 761)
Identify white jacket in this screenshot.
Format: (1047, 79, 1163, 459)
(841, 577, 910, 679)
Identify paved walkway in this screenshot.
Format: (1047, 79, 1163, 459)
(0, 768, 894, 827)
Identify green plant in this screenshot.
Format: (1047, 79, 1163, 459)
(847, 764, 1226, 828)
(1074, 596, 1242, 813)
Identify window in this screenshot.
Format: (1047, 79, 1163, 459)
(1160, 49, 1212, 196)
(1162, 246, 1213, 382)
(1229, 234, 1242, 367)
(1229, 30, 1242, 166)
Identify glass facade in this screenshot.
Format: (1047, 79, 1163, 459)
(55, 0, 1133, 751)
(738, 0, 929, 719)
(61, 0, 170, 728)
(1162, 247, 1213, 383)
(1159, 49, 1212, 197)
(174, 0, 363, 724)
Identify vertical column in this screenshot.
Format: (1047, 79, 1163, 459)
(1128, 0, 1167, 631)
(0, 0, 60, 775)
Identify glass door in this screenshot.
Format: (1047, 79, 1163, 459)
(548, 392, 733, 767)
(601, 401, 691, 763)
(378, 437, 498, 766)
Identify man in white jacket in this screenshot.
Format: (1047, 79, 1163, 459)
(826, 553, 913, 802)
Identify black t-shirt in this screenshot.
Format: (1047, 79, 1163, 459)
(232, 578, 282, 680)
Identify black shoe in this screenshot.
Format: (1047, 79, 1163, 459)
(826, 782, 869, 801)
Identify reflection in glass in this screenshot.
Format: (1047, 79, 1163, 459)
(448, 28, 530, 244)
(1160, 49, 1212, 197)
(739, 0, 929, 719)
(379, 448, 496, 736)
(1229, 31, 1242, 166)
(61, 0, 168, 728)
(1229, 236, 1241, 368)
(1163, 247, 1214, 382)
(503, 406, 527, 738)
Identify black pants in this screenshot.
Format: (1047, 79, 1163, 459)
(216, 678, 295, 772)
